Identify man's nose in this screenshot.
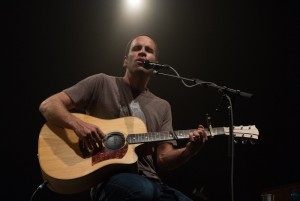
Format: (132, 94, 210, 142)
(138, 48, 146, 56)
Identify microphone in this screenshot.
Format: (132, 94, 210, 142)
(143, 60, 169, 70)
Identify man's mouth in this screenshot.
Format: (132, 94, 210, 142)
(136, 58, 146, 66)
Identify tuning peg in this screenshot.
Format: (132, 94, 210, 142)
(249, 140, 256, 145)
(234, 139, 239, 144)
(241, 139, 247, 144)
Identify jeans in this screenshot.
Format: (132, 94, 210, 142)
(90, 173, 192, 201)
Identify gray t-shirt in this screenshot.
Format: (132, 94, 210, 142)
(63, 73, 176, 181)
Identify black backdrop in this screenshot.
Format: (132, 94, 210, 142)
(7, 1, 299, 201)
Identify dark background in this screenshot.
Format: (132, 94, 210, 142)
(7, 0, 299, 201)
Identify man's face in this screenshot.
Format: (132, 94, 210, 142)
(123, 36, 157, 72)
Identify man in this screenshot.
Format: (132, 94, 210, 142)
(39, 34, 208, 201)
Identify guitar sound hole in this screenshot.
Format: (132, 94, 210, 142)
(102, 132, 126, 150)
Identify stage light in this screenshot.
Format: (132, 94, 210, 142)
(126, 0, 142, 9)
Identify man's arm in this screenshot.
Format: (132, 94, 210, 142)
(156, 124, 207, 170)
(39, 92, 104, 149)
(39, 92, 77, 128)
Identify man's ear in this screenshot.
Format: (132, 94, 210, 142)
(123, 56, 127, 68)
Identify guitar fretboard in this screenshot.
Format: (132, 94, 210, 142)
(126, 131, 181, 144)
(125, 126, 259, 144)
(125, 128, 226, 144)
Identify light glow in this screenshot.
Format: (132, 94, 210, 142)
(127, 0, 142, 9)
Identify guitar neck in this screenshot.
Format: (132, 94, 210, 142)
(126, 125, 259, 144)
(126, 128, 223, 144)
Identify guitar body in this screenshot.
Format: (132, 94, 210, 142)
(38, 113, 147, 194)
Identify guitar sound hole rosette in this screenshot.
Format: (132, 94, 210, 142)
(102, 132, 126, 150)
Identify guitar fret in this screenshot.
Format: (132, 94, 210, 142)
(174, 130, 193, 139)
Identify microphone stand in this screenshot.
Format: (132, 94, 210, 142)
(153, 70, 253, 201)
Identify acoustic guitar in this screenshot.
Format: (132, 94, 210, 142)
(38, 113, 259, 194)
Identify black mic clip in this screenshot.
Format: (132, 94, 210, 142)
(143, 60, 169, 70)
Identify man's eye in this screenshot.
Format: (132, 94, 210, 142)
(145, 47, 154, 54)
(132, 46, 141, 51)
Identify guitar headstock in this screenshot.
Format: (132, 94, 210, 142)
(224, 125, 259, 144)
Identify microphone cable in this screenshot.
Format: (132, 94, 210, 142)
(153, 65, 214, 88)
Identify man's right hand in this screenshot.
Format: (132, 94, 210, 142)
(72, 119, 105, 150)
